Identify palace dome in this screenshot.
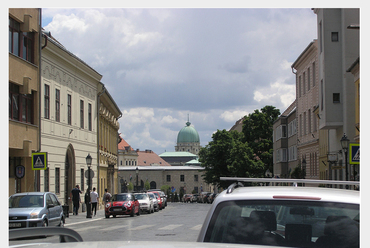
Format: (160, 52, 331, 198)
(177, 121, 200, 143)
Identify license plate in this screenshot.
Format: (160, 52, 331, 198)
(9, 223, 21, 228)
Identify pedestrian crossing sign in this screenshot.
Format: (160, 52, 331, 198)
(32, 152, 47, 170)
(349, 143, 360, 165)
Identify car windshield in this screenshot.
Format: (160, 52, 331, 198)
(9, 195, 44, 208)
(112, 194, 130, 201)
(135, 194, 147, 200)
(204, 200, 359, 247)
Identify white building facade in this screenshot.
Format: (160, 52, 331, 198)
(40, 32, 101, 212)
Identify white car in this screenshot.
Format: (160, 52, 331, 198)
(134, 193, 154, 214)
(197, 178, 360, 248)
(147, 192, 159, 212)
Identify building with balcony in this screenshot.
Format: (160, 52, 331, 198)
(9, 8, 41, 196)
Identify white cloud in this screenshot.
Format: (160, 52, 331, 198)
(42, 8, 317, 154)
(220, 110, 249, 122)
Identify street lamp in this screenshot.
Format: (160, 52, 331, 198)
(136, 166, 139, 192)
(85, 153, 92, 218)
(340, 133, 350, 182)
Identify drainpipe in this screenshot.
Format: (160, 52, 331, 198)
(38, 8, 43, 153)
(97, 83, 106, 200)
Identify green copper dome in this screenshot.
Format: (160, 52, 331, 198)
(177, 121, 200, 143)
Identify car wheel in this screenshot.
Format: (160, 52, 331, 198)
(137, 207, 141, 216)
(42, 219, 48, 227)
(105, 214, 110, 218)
(130, 207, 135, 217)
(59, 218, 64, 227)
(113, 215, 117, 218)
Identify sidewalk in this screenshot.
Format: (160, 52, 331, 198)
(64, 208, 105, 226)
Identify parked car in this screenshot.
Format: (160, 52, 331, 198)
(192, 194, 199, 203)
(9, 192, 65, 229)
(134, 193, 154, 214)
(105, 193, 140, 218)
(197, 178, 360, 248)
(207, 193, 217, 204)
(198, 192, 210, 203)
(183, 194, 193, 203)
(147, 192, 159, 212)
(148, 190, 167, 208)
(149, 191, 163, 210)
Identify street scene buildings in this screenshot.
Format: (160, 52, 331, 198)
(9, 8, 360, 214)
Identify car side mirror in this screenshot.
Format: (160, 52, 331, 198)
(47, 204, 54, 208)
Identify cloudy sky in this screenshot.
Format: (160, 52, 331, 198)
(41, 7, 318, 155)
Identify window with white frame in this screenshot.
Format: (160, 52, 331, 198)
(288, 119, 297, 137)
(288, 146, 297, 161)
(275, 125, 287, 141)
(276, 148, 287, 163)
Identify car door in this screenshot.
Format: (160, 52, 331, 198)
(46, 193, 58, 226)
(50, 193, 63, 225)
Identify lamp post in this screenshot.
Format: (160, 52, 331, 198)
(340, 133, 350, 182)
(136, 166, 139, 192)
(86, 154, 92, 218)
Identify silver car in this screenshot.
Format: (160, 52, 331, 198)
(9, 192, 65, 229)
(197, 178, 359, 247)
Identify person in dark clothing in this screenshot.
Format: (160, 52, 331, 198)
(71, 185, 82, 215)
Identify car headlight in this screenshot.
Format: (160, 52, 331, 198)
(126, 202, 131, 207)
(30, 212, 39, 219)
(106, 203, 110, 208)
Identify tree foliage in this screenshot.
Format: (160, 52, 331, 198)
(199, 105, 280, 189)
(241, 105, 280, 173)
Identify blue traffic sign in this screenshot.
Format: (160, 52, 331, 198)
(32, 152, 47, 170)
(349, 143, 360, 164)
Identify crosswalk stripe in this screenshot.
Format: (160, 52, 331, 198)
(101, 225, 128, 231)
(128, 224, 155, 230)
(74, 226, 97, 232)
(158, 224, 183, 230)
(190, 224, 202, 230)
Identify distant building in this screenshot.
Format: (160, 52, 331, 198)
(159, 151, 198, 166)
(273, 100, 298, 178)
(175, 120, 201, 155)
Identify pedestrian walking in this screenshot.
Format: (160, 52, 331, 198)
(90, 187, 99, 216)
(102, 188, 112, 203)
(71, 185, 82, 215)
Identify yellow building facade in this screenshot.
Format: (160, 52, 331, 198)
(9, 8, 41, 196)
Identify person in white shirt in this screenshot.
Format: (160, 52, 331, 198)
(90, 187, 99, 216)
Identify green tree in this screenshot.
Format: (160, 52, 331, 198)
(242, 105, 280, 172)
(199, 129, 245, 189)
(144, 181, 150, 190)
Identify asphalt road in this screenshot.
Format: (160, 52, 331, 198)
(9, 202, 212, 245)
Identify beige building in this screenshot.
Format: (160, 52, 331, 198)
(291, 40, 320, 180)
(40, 31, 102, 212)
(9, 8, 41, 196)
(273, 100, 298, 178)
(97, 83, 122, 207)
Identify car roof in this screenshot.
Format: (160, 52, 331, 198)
(215, 186, 359, 204)
(10, 192, 48, 197)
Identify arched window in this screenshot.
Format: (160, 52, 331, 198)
(150, 181, 156, 189)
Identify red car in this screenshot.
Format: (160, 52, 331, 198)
(105, 193, 140, 218)
(149, 191, 163, 210)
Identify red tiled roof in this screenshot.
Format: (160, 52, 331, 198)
(137, 150, 171, 166)
(118, 137, 134, 151)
